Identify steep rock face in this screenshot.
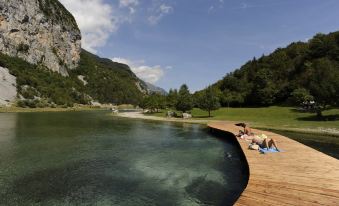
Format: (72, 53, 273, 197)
(0, 66, 16, 106)
(0, 0, 81, 75)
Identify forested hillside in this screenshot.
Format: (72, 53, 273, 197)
(0, 50, 146, 107)
(72, 50, 146, 105)
(205, 31, 339, 108)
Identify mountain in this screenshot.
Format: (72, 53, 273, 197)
(145, 82, 167, 95)
(0, 0, 149, 107)
(0, 0, 81, 76)
(200, 31, 339, 107)
(73, 50, 147, 105)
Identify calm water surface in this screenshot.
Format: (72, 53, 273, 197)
(0, 111, 248, 206)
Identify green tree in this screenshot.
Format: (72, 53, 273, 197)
(197, 86, 220, 117)
(140, 93, 166, 113)
(153, 93, 166, 112)
(143, 95, 157, 113)
(221, 89, 244, 108)
(175, 84, 193, 113)
(139, 97, 148, 111)
(290, 88, 314, 105)
(308, 58, 339, 117)
(166, 89, 178, 108)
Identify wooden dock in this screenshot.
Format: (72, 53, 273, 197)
(208, 122, 339, 206)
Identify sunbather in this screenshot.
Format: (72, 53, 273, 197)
(252, 135, 279, 151)
(235, 123, 254, 138)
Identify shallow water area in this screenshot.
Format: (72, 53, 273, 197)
(0, 111, 247, 205)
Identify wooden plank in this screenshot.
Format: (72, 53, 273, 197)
(208, 122, 339, 206)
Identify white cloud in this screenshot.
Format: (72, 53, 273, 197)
(119, 0, 139, 8)
(159, 4, 172, 14)
(59, 0, 118, 53)
(148, 3, 173, 25)
(112, 57, 165, 84)
(119, 0, 139, 14)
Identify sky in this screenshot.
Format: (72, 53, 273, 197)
(59, 0, 339, 92)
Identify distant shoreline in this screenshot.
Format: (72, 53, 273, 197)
(116, 111, 339, 137)
(0, 106, 105, 113)
(116, 111, 213, 125)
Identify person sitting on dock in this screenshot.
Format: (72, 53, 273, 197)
(235, 123, 254, 139)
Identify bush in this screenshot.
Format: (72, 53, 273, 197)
(17, 100, 26, 108)
(17, 43, 29, 53)
(290, 88, 314, 105)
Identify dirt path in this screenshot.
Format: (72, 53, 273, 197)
(116, 111, 230, 125)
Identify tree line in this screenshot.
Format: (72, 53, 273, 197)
(200, 31, 339, 117)
(139, 84, 220, 117)
(140, 31, 339, 118)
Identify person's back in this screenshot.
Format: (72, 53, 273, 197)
(235, 123, 254, 139)
(244, 126, 253, 136)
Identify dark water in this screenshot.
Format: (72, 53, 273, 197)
(0, 111, 248, 206)
(269, 129, 339, 159)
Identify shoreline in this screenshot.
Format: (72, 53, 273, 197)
(116, 111, 339, 137)
(116, 111, 225, 125)
(1, 107, 338, 137)
(0, 106, 106, 113)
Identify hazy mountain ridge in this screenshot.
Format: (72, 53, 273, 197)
(145, 82, 167, 95)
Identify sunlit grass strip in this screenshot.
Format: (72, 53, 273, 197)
(151, 106, 339, 130)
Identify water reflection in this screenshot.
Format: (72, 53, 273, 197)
(0, 113, 17, 155)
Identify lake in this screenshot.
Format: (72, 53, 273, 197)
(0, 111, 248, 206)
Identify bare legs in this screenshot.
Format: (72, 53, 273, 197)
(269, 139, 279, 151)
(262, 138, 279, 151)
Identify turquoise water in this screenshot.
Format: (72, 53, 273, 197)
(0, 111, 248, 205)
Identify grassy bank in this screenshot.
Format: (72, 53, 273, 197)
(268, 129, 339, 159)
(0, 106, 105, 113)
(150, 106, 339, 132)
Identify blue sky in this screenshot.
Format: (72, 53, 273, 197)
(60, 0, 339, 92)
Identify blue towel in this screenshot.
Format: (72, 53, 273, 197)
(259, 147, 282, 154)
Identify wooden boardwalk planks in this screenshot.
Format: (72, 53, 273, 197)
(207, 122, 339, 206)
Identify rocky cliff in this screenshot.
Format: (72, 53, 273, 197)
(0, 0, 81, 76)
(0, 66, 16, 106)
(0, 0, 158, 107)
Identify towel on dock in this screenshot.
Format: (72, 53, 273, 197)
(259, 147, 282, 154)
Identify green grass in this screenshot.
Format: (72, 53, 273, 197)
(152, 106, 339, 130)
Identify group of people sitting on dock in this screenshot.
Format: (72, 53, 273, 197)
(235, 123, 280, 152)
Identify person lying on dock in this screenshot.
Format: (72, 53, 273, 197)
(236, 123, 281, 152)
(235, 123, 254, 139)
(251, 134, 280, 151)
